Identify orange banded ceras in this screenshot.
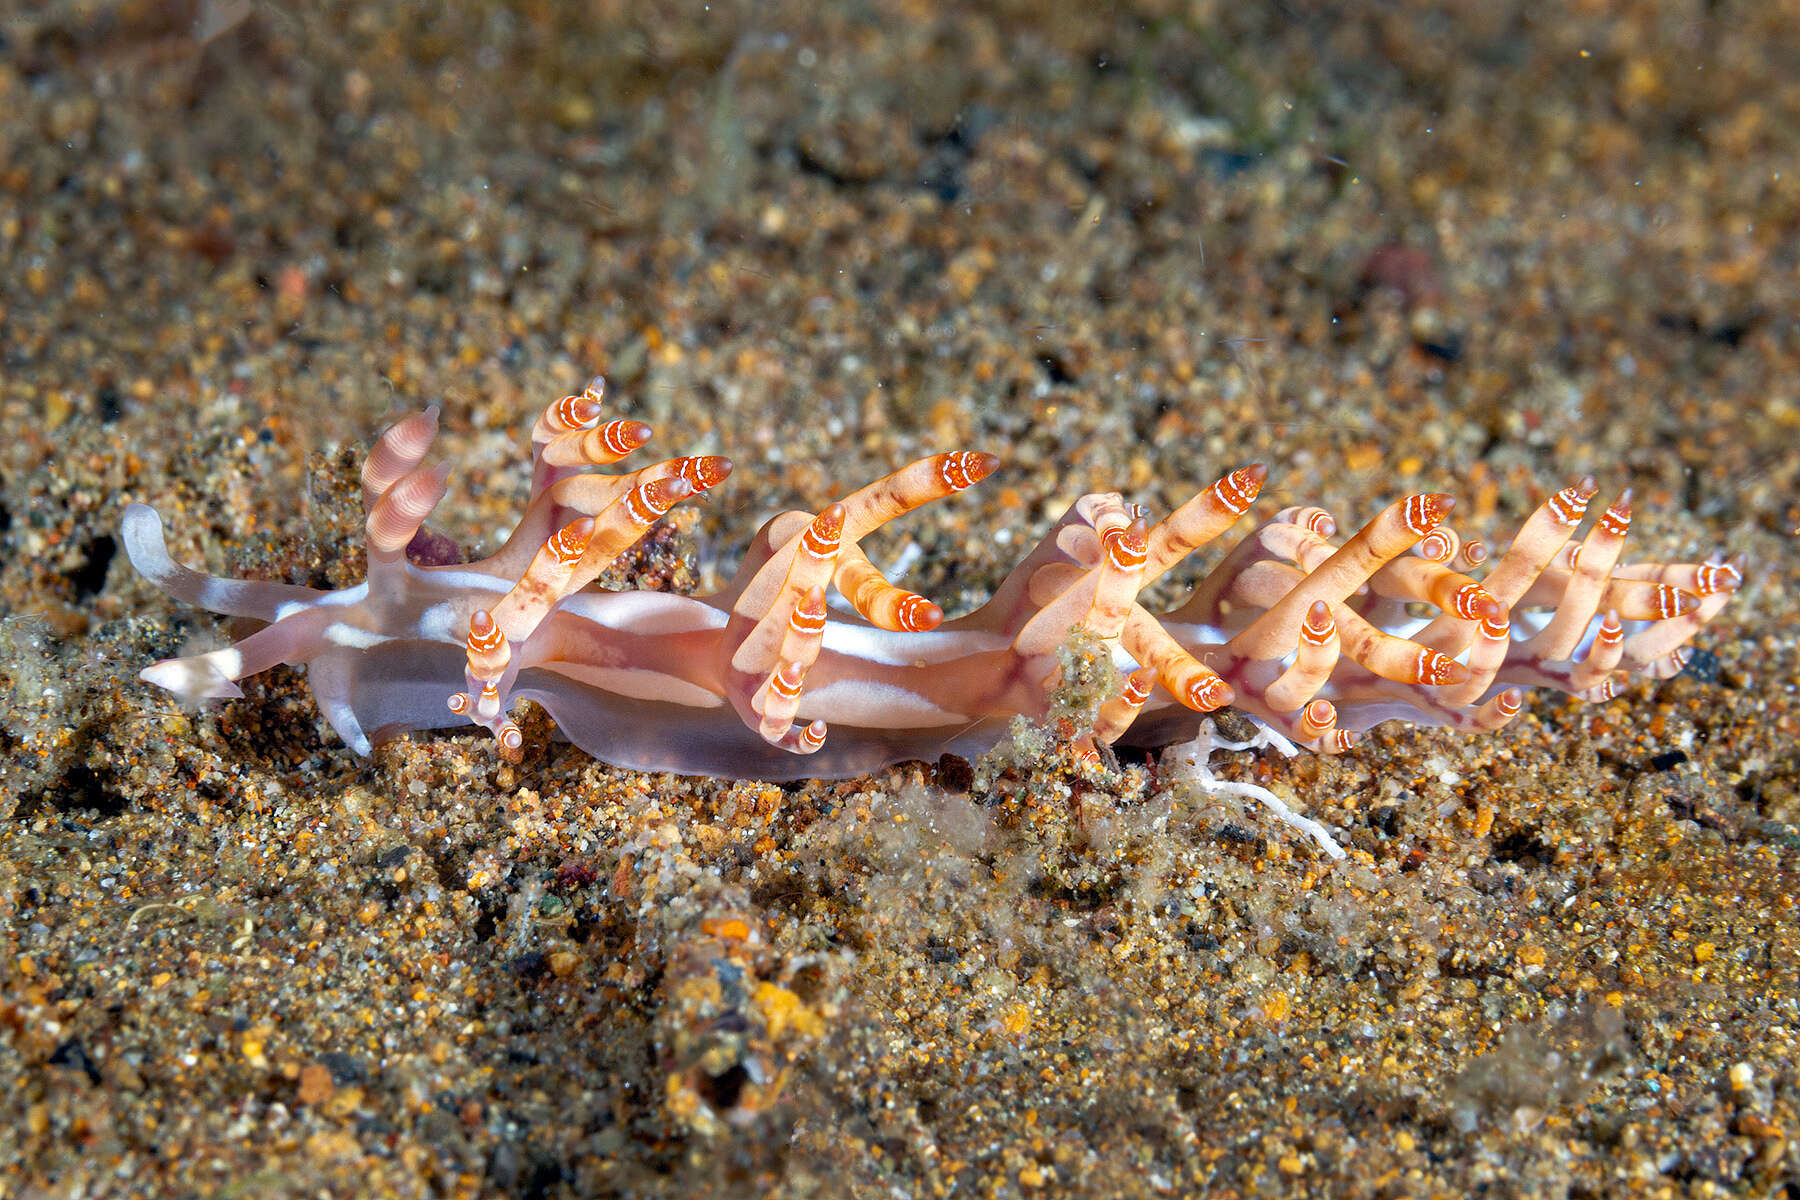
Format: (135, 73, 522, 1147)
(122, 378, 1743, 779)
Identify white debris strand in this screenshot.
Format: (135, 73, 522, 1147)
(1166, 717, 1348, 860)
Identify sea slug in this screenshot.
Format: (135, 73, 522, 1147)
(123, 378, 1742, 790)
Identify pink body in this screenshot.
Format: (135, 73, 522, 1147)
(123, 381, 1742, 780)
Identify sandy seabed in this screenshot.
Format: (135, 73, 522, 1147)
(3, 2, 1798, 1197)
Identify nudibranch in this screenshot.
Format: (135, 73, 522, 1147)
(123, 378, 1742, 781)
